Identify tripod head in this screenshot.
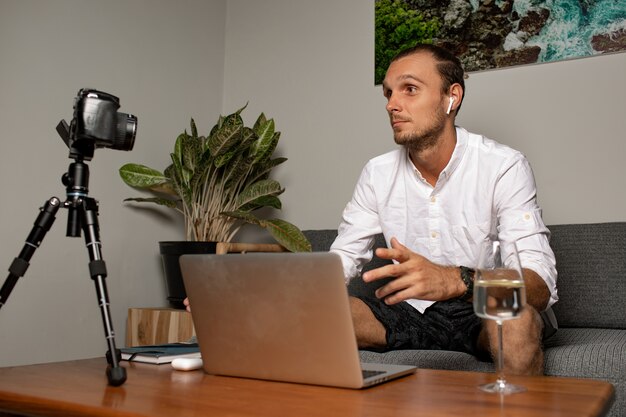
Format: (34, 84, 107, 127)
(61, 160, 89, 238)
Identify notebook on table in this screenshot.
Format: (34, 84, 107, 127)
(180, 251, 416, 389)
(120, 343, 200, 364)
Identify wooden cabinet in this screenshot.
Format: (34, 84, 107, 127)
(126, 308, 195, 347)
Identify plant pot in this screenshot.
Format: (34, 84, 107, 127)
(159, 241, 218, 309)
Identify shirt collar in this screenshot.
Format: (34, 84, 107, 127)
(441, 126, 468, 180)
(406, 126, 469, 186)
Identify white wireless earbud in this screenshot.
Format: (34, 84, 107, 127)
(446, 97, 455, 115)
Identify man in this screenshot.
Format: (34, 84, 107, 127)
(331, 44, 557, 375)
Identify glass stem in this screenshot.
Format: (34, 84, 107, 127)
(496, 321, 505, 387)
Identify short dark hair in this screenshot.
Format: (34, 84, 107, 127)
(391, 44, 466, 113)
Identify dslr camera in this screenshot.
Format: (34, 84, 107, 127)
(57, 88, 137, 160)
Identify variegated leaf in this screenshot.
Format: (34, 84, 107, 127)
(224, 153, 254, 190)
(119, 164, 168, 188)
(123, 197, 179, 209)
(208, 119, 243, 157)
(190, 118, 198, 139)
(253, 112, 267, 134)
(239, 195, 282, 212)
(234, 179, 283, 210)
(250, 157, 287, 182)
(220, 210, 262, 226)
(249, 119, 276, 162)
(173, 132, 186, 166)
(260, 219, 312, 252)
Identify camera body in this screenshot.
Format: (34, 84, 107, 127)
(58, 88, 137, 160)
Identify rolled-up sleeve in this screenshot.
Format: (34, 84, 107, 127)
(496, 155, 558, 308)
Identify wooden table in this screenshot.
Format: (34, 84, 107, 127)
(0, 358, 614, 417)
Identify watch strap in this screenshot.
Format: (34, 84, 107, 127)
(458, 266, 475, 301)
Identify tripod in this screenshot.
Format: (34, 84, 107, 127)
(0, 158, 127, 386)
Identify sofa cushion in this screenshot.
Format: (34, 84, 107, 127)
(302, 229, 338, 252)
(549, 223, 626, 329)
(543, 327, 626, 415)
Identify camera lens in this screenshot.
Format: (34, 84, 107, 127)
(113, 112, 137, 151)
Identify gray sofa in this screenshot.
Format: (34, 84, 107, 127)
(303, 222, 625, 417)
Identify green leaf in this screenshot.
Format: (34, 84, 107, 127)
(219, 213, 312, 253)
(163, 164, 175, 181)
(220, 210, 261, 225)
(170, 153, 192, 205)
(213, 146, 239, 169)
(234, 179, 283, 210)
(261, 219, 312, 252)
(250, 157, 287, 183)
(123, 197, 179, 209)
(239, 195, 282, 212)
(240, 126, 258, 149)
(249, 119, 278, 163)
(181, 128, 201, 172)
(209, 115, 225, 137)
(256, 132, 280, 166)
(119, 164, 168, 188)
(170, 152, 192, 185)
(253, 112, 267, 133)
(208, 116, 243, 157)
(224, 153, 254, 189)
(256, 117, 274, 140)
(173, 133, 186, 166)
(190, 118, 198, 139)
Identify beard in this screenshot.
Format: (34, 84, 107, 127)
(392, 105, 447, 154)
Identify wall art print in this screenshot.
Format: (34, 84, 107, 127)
(375, 0, 626, 84)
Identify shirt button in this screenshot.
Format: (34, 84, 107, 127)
(430, 196, 437, 203)
(524, 213, 531, 220)
(431, 231, 438, 238)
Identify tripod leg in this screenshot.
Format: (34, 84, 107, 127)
(80, 197, 127, 386)
(0, 198, 61, 309)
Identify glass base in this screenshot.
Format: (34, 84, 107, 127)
(479, 379, 526, 394)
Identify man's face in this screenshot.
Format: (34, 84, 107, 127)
(382, 52, 448, 152)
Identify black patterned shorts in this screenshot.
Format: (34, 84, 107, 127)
(356, 296, 487, 358)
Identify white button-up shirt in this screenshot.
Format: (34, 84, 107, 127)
(330, 127, 558, 313)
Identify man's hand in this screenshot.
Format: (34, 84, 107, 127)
(183, 297, 191, 313)
(361, 238, 465, 304)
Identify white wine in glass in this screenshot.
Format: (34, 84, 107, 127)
(473, 240, 527, 394)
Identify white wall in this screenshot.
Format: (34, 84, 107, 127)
(223, 1, 391, 233)
(0, 0, 226, 366)
(223, 0, 626, 231)
(1, 0, 624, 367)
(457, 53, 626, 225)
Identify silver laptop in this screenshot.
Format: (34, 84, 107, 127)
(180, 251, 416, 388)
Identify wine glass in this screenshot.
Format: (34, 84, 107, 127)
(473, 240, 527, 394)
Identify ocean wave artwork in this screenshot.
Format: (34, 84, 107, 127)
(375, 0, 626, 77)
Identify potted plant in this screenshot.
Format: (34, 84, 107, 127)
(119, 104, 311, 307)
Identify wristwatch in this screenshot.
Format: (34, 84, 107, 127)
(458, 266, 476, 301)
